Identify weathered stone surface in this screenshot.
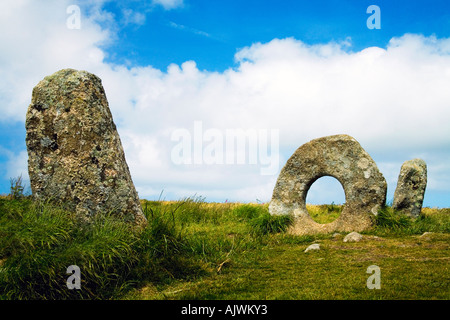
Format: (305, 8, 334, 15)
(269, 134, 387, 235)
(392, 158, 427, 218)
(26, 69, 146, 225)
(343, 232, 363, 243)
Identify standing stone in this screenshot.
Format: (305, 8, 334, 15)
(269, 134, 387, 235)
(392, 159, 427, 217)
(26, 69, 146, 225)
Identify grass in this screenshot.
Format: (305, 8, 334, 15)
(0, 197, 205, 299)
(306, 203, 342, 224)
(0, 195, 448, 300)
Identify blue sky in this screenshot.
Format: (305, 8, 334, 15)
(100, 0, 450, 71)
(1, 0, 450, 207)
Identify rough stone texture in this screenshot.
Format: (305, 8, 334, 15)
(343, 232, 363, 243)
(26, 69, 146, 225)
(392, 158, 427, 218)
(269, 134, 387, 235)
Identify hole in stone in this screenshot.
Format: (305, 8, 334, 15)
(306, 176, 345, 224)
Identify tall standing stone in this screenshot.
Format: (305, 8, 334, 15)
(392, 158, 427, 217)
(26, 69, 146, 225)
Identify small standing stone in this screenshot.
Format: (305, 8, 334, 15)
(392, 159, 427, 218)
(26, 69, 146, 225)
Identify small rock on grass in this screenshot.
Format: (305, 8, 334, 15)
(420, 232, 433, 239)
(304, 243, 320, 253)
(343, 232, 363, 243)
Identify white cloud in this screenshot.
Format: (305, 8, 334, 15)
(152, 0, 184, 10)
(122, 8, 146, 26)
(1, 1, 449, 205)
(0, 0, 112, 122)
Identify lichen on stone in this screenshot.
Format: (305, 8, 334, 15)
(269, 134, 387, 235)
(26, 69, 146, 226)
(392, 158, 427, 217)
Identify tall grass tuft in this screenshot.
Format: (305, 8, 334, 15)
(233, 204, 263, 220)
(248, 211, 293, 235)
(0, 197, 205, 299)
(232, 204, 293, 235)
(375, 206, 412, 230)
(374, 206, 450, 235)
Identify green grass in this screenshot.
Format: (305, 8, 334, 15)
(307, 203, 342, 224)
(0, 197, 204, 299)
(0, 196, 448, 300)
(373, 205, 450, 235)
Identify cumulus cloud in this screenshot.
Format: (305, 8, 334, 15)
(0, 0, 111, 122)
(1, 1, 449, 205)
(95, 35, 450, 204)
